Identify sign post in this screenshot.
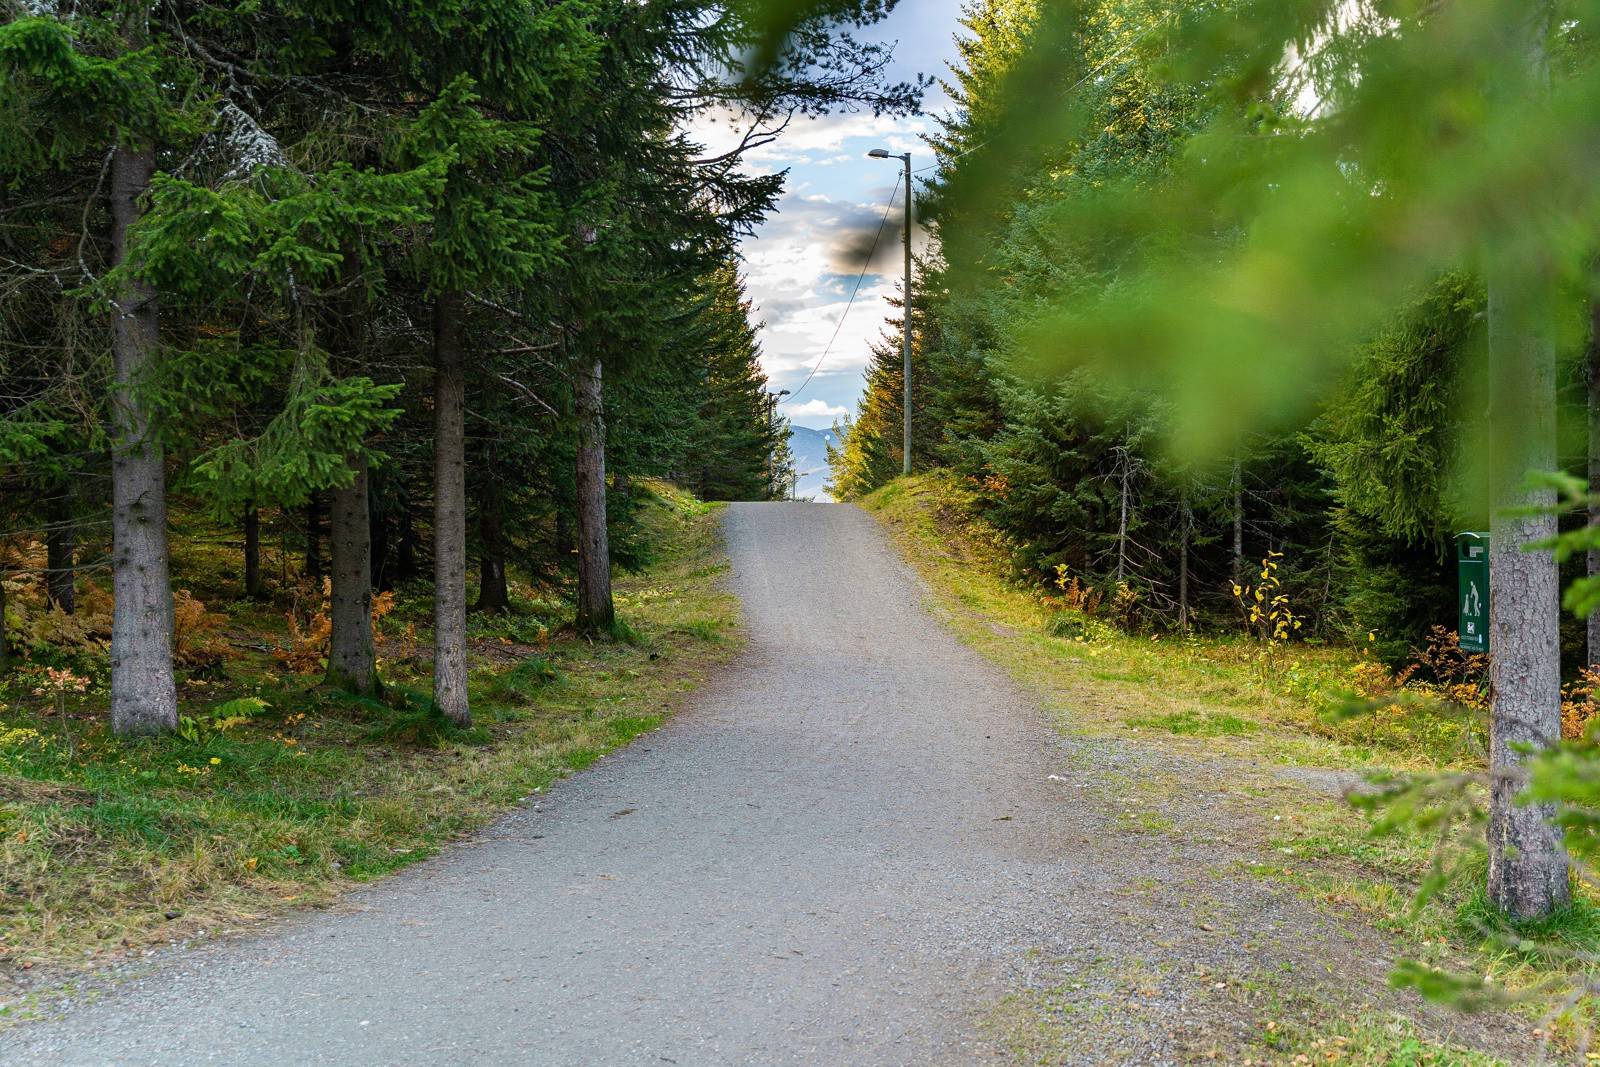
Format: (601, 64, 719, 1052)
(1458, 531, 1489, 654)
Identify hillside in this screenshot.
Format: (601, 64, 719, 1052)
(787, 425, 838, 501)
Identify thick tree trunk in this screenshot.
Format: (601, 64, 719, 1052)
(473, 476, 510, 615)
(108, 146, 178, 736)
(326, 462, 380, 697)
(432, 292, 471, 724)
(1588, 295, 1600, 667)
(574, 352, 615, 634)
(1487, 263, 1568, 919)
(1484, 0, 1568, 923)
(45, 487, 75, 614)
(243, 501, 262, 600)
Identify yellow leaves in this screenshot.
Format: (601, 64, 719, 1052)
(243, 857, 259, 871)
(173, 590, 231, 668)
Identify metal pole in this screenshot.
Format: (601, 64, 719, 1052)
(901, 153, 912, 477)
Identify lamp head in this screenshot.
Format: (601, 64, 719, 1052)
(866, 149, 891, 159)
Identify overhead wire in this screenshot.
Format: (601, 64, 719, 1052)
(784, 11, 1173, 408)
(782, 180, 901, 405)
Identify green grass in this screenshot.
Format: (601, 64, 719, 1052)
(858, 473, 1597, 1057)
(1129, 709, 1260, 736)
(0, 479, 739, 981)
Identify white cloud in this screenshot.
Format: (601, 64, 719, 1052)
(783, 399, 851, 420)
(680, 0, 967, 426)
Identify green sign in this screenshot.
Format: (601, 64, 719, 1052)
(1458, 532, 1489, 654)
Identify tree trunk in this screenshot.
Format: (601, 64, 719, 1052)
(304, 495, 324, 581)
(1231, 451, 1244, 589)
(613, 469, 631, 498)
(555, 507, 574, 563)
(395, 499, 418, 581)
(45, 487, 75, 614)
(324, 248, 379, 696)
(473, 476, 511, 615)
(1114, 448, 1131, 585)
(0, 571, 9, 673)
(574, 351, 615, 634)
(326, 462, 380, 697)
(1485, 4, 1567, 915)
(108, 145, 178, 736)
(432, 291, 471, 724)
(370, 497, 391, 592)
(1588, 293, 1600, 667)
(243, 501, 262, 600)
(1178, 485, 1191, 633)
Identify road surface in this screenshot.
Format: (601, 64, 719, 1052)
(0, 503, 1478, 1065)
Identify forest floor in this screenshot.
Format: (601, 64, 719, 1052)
(0, 481, 741, 1018)
(862, 473, 1600, 1065)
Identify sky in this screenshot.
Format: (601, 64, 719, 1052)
(691, 0, 967, 430)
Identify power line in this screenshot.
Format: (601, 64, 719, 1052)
(783, 181, 901, 405)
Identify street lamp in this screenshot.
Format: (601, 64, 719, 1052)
(768, 389, 790, 499)
(869, 147, 912, 476)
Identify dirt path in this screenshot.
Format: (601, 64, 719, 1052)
(0, 504, 1523, 1064)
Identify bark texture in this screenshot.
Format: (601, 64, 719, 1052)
(1486, 244, 1569, 920)
(574, 352, 615, 633)
(326, 462, 380, 696)
(433, 292, 471, 724)
(45, 487, 75, 614)
(108, 146, 178, 736)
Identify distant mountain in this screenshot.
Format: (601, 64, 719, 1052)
(787, 425, 838, 502)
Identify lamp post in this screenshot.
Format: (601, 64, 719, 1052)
(768, 389, 789, 499)
(868, 147, 912, 476)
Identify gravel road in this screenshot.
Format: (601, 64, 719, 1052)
(0, 503, 1516, 1065)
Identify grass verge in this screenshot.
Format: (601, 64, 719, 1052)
(861, 473, 1589, 1062)
(0, 481, 738, 1005)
